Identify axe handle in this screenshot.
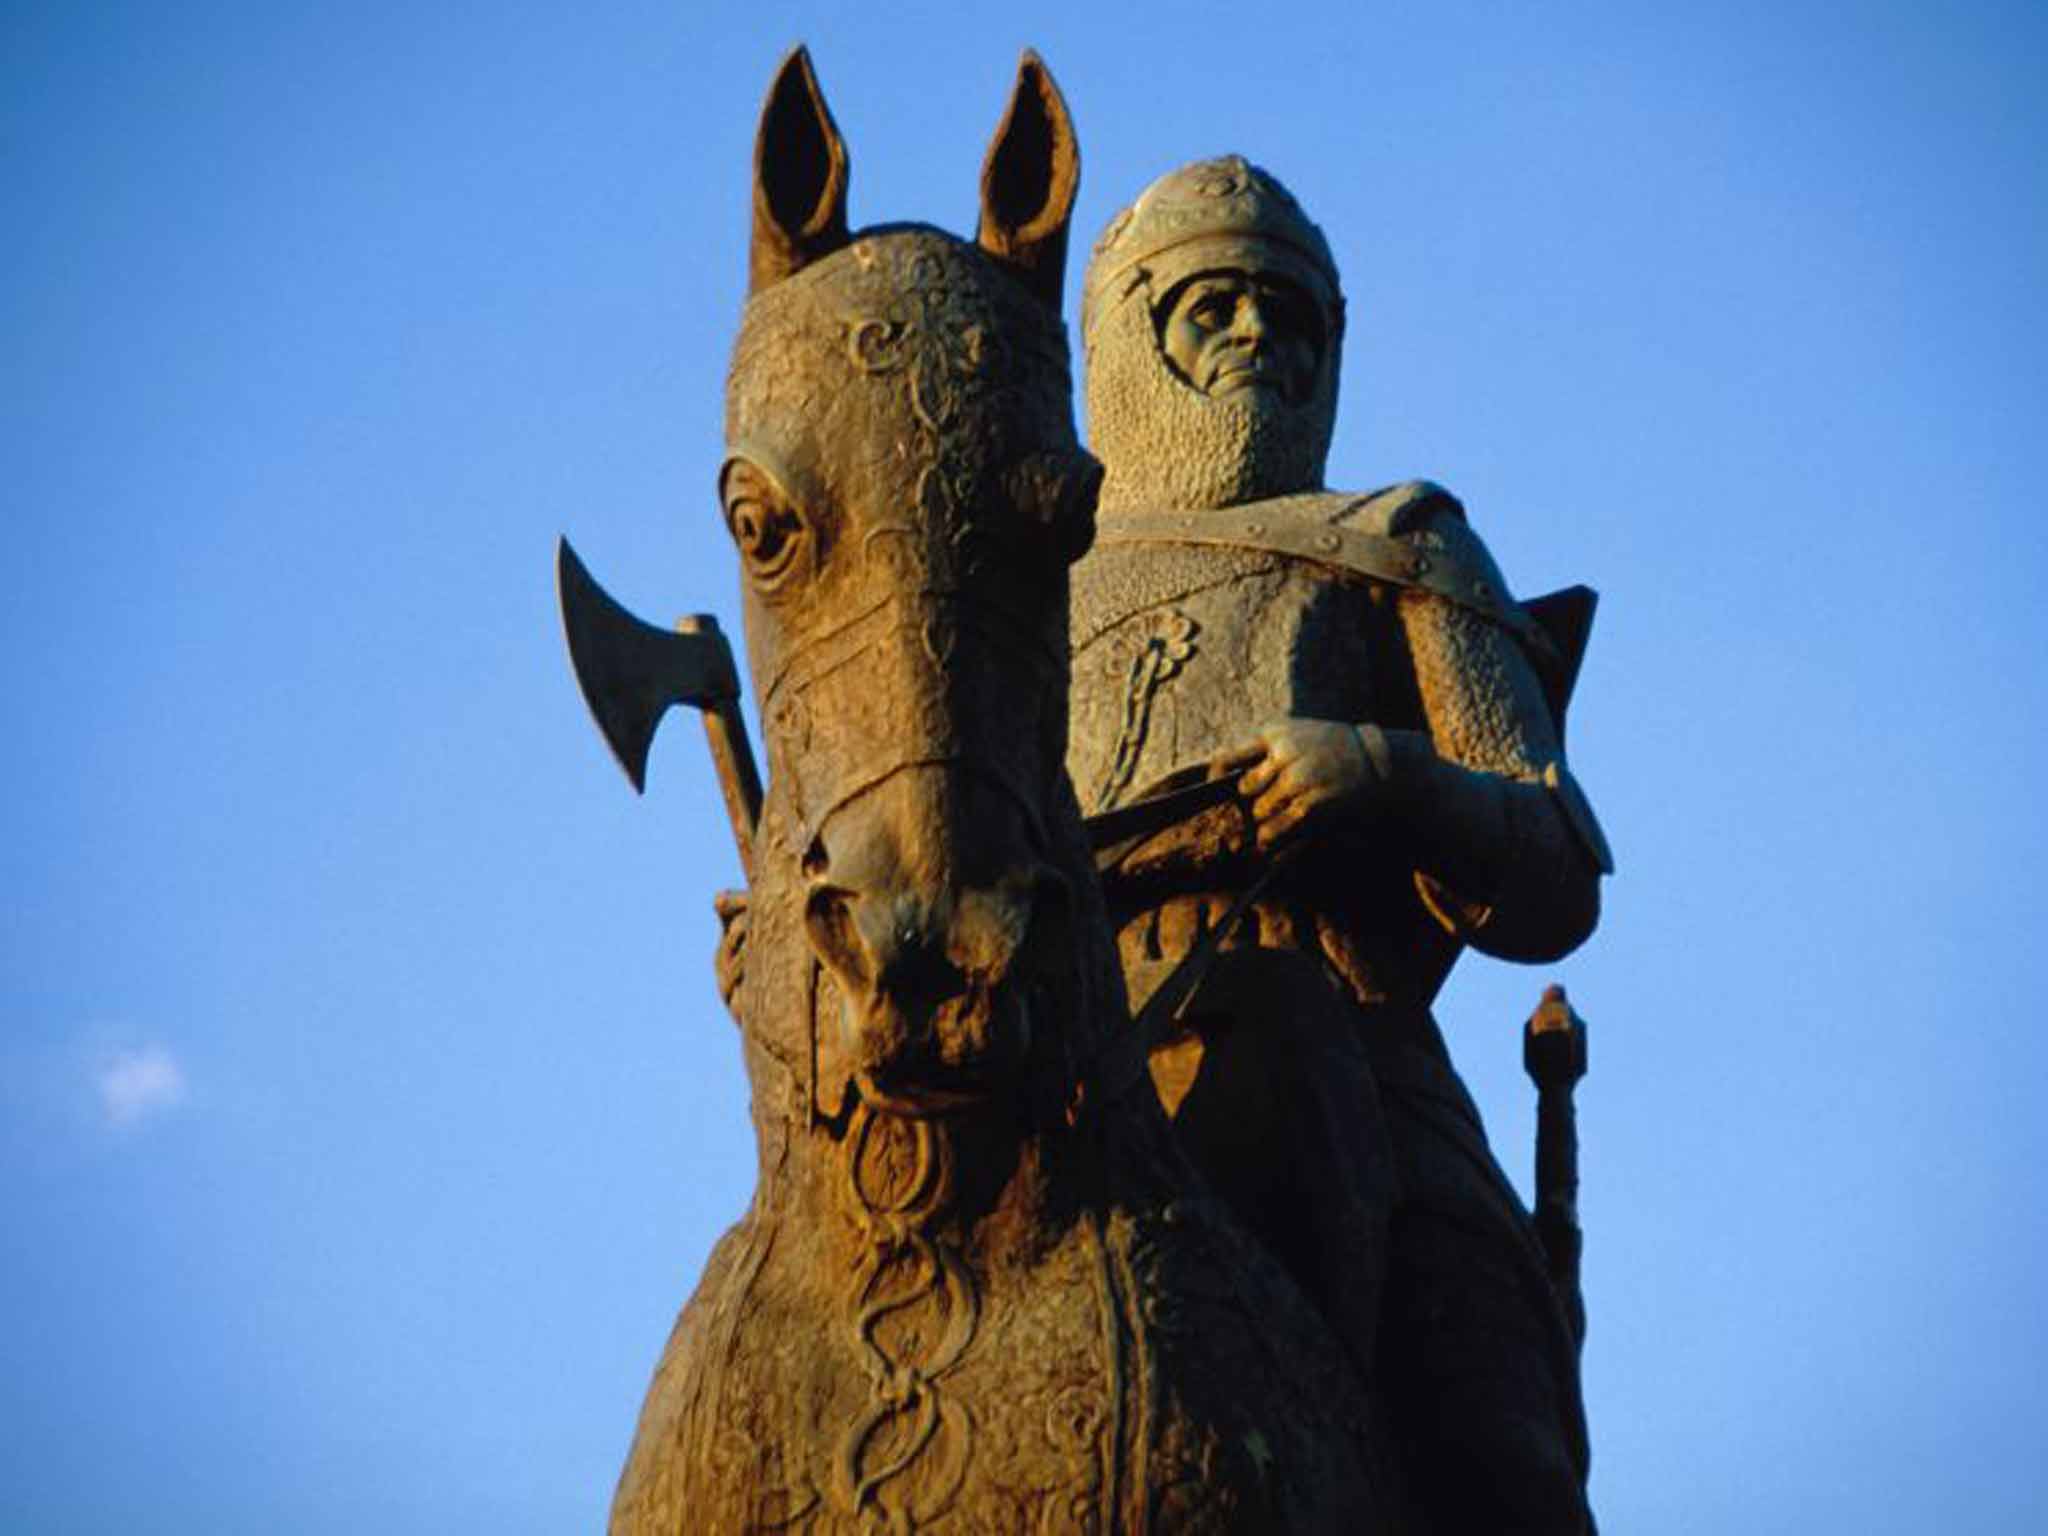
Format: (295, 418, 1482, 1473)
(672, 615, 762, 883)
(699, 696, 763, 884)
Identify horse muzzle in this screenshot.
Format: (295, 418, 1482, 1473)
(801, 772, 1071, 1114)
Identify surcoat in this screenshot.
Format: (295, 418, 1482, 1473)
(1068, 477, 1602, 1531)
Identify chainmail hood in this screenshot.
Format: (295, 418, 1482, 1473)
(1083, 156, 1344, 515)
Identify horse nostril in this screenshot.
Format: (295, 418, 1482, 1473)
(806, 884, 964, 1018)
(805, 885, 869, 987)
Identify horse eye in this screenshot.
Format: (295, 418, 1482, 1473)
(725, 490, 806, 586)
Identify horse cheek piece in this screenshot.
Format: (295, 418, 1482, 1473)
(573, 47, 1402, 1534)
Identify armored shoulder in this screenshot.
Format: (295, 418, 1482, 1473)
(1348, 480, 1507, 605)
(1344, 482, 1597, 725)
(1343, 478, 1468, 538)
(1366, 485, 1614, 878)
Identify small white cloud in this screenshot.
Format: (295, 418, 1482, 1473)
(97, 1045, 188, 1128)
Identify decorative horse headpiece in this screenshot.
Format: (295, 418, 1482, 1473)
(723, 48, 1109, 1123)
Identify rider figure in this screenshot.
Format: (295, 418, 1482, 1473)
(1071, 155, 1613, 1532)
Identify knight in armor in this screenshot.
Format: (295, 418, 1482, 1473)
(1070, 155, 1614, 1533)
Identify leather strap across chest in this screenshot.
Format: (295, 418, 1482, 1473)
(1092, 506, 1560, 671)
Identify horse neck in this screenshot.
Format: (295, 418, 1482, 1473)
(746, 1048, 1088, 1278)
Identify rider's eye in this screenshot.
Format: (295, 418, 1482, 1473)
(1260, 285, 1321, 346)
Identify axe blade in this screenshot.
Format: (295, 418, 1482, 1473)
(556, 537, 740, 793)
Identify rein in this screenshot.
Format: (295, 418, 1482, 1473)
(1075, 765, 1282, 1115)
(1085, 765, 1247, 872)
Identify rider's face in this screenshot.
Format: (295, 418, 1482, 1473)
(1158, 270, 1324, 405)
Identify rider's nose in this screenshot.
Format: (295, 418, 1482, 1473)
(1232, 294, 1270, 341)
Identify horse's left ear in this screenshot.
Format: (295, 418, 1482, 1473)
(749, 46, 852, 297)
(977, 50, 1080, 310)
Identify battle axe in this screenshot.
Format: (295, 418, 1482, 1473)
(556, 537, 763, 882)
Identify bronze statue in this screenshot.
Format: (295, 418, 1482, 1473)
(1069, 156, 1613, 1532)
(565, 54, 1417, 1533)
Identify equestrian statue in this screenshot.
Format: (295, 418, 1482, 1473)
(561, 50, 1418, 1534)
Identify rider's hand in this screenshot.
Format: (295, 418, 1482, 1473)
(1220, 718, 1383, 850)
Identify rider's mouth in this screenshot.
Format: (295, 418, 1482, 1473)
(1208, 355, 1280, 395)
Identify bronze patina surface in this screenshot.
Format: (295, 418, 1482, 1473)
(1069, 155, 1612, 1532)
(574, 54, 1415, 1533)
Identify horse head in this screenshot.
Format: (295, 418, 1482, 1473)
(722, 50, 1105, 1119)
(609, 60, 1403, 1532)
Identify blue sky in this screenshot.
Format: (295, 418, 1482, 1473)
(5, 2, 2045, 1530)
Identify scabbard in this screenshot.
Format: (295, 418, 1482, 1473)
(1524, 985, 1588, 1350)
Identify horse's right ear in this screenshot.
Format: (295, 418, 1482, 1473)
(749, 46, 851, 296)
(977, 50, 1080, 310)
